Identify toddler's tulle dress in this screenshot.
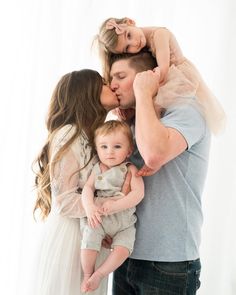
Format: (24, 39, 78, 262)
(32, 125, 109, 295)
(151, 28, 225, 134)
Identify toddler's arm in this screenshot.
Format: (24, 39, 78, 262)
(82, 172, 102, 228)
(152, 28, 170, 85)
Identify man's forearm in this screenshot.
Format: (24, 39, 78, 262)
(135, 94, 169, 170)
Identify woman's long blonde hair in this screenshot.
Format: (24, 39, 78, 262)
(33, 70, 107, 219)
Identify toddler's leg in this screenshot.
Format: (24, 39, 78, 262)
(86, 245, 129, 292)
(81, 249, 98, 293)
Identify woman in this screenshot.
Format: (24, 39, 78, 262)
(32, 69, 119, 295)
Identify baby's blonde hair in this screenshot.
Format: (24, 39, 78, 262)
(94, 120, 134, 151)
(94, 17, 129, 82)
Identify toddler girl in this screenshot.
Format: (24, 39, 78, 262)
(95, 17, 226, 134)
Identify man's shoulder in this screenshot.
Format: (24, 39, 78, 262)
(162, 100, 205, 124)
(161, 100, 209, 148)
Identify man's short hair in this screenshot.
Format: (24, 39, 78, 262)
(109, 48, 158, 75)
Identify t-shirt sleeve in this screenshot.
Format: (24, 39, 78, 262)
(160, 102, 207, 149)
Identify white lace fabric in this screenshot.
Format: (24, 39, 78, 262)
(32, 124, 108, 295)
(50, 124, 97, 218)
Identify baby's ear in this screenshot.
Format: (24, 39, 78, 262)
(125, 18, 136, 26)
(127, 148, 133, 158)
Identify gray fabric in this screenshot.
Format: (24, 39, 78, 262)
(81, 210, 136, 254)
(130, 99, 211, 261)
(81, 162, 137, 253)
(93, 162, 128, 198)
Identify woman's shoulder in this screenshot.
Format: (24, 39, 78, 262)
(53, 124, 75, 143)
(51, 124, 76, 149)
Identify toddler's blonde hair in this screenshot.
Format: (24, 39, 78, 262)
(94, 17, 129, 81)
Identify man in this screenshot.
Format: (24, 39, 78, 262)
(109, 51, 211, 294)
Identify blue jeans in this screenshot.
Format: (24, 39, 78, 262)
(113, 258, 201, 295)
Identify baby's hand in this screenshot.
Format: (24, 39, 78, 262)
(101, 200, 117, 216)
(86, 205, 102, 228)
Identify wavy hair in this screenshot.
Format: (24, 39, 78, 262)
(33, 70, 107, 219)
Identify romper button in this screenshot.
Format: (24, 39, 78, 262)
(120, 167, 126, 172)
(98, 176, 103, 180)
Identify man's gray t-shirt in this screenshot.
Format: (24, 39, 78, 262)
(130, 101, 211, 262)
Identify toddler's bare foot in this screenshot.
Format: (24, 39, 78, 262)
(81, 273, 92, 293)
(86, 270, 104, 291)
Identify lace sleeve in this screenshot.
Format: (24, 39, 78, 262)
(49, 125, 95, 218)
(51, 148, 86, 218)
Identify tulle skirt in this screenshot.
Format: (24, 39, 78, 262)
(32, 214, 109, 295)
(155, 59, 226, 135)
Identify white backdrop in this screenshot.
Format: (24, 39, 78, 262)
(0, 0, 235, 294)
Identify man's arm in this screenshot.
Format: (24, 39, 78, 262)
(134, 70, 187, 171)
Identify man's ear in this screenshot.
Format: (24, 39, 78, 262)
(124, 18, 136, 26)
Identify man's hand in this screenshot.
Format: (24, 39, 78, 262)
(137, 164, 160, 176)
(133, 68, 161, 99)
(102, 235, 113, 249)
(101, 199, 117, 216)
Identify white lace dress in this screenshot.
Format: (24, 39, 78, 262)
(33, 125, 109, 295)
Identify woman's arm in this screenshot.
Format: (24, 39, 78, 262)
(50, 126, 93, 218)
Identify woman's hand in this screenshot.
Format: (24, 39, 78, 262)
(121, 170, 132, 195)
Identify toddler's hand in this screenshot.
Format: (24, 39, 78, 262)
(153, 66, 161, 77)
